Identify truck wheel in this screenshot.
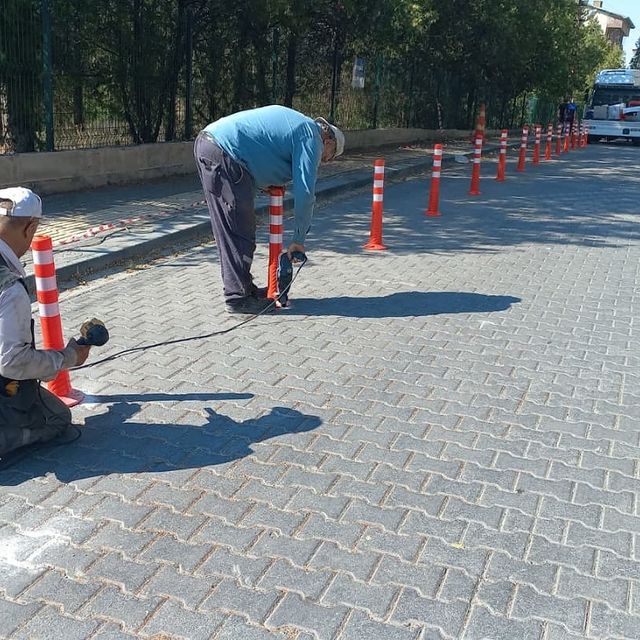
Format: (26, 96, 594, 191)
(587, 135, 597, 144)
(633, 139, 640, 146)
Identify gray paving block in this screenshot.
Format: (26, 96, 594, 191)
(322, 572, 399, 618)
(22, 569, 101, 613)
(141, 599, 226, 640)
(337, 610, 421, 640)
(462, 604, 544, 640)
(392, 588, 467, 638)
(141, 564, 217, 608)
(258, 558, 332, 600)
(80, 586, 163, 630)
(266, 592, 349, 640)
(0, 598, 42, 637)
(199, 578, 280, 623)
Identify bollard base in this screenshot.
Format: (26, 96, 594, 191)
(363, 241, 388, 251)
(426, 210, 441, 217)
(468, 190, 481, 196)
(57, 388, 84, 408)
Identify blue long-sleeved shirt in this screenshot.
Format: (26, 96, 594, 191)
(204, 105, 323, 244)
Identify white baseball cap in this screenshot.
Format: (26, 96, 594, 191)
(315, 117, 345, 158)
(0, 187, 42, 218)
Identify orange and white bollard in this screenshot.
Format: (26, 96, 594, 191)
(556, 124, 562, 155)
(474, 103, 486, 142)
(364, 159, 387, 250)
(426, 144, 443, 216)
(583, 124, 589, 147)
(516, 126, 529, 172)
(468, 135, 483, 196)
(563, 123, 570, 153)
(545, 124, 553, 160)
(495, 130, 508, 182)
(571, 122, 577, 150)
(533, 125, 542, 165)
(266, 186, 284, 301)
(31, 235, 83, 406)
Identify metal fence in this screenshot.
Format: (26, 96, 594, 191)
(1, 0, 533, 155)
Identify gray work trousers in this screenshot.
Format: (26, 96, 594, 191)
(0, 380, 72, 456)
(194, 132, 257, 301)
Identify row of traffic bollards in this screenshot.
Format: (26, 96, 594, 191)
(363, 120, 590, 248)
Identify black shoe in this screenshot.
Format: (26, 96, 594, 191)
(250, 283, 268, 299)
(225, 296, 275, 315)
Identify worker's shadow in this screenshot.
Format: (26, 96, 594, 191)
(286, 291, 521, 317)
(0, 402, 322, 485)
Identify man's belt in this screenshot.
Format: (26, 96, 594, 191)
(0, 375, 19, 398)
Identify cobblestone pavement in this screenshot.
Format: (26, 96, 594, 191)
(1, 143, 639, 639)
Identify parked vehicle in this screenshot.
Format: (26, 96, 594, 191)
(584, 69, 640, 145)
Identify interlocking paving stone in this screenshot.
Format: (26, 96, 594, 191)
(1, 146, 639, 638)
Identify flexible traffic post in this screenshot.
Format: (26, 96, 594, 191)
(267, 186, 284, 300)
(563, 123, 570, 153)
(495, 130, 508, 182)
(364, 159, 387, 250)
(571, 121, 578, 150)
(426, 144, 443, 216)
(556, 124, 562, 155)
(468, 134, 483, 196)
(583, 124, 589, 147)
(545, 124, 553, 160)
(31, 235, 83, 407)
(533, 125, 542, 165)
(516, 126, 529, 172)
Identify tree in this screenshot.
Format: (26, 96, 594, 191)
(630, 37, 640, 69)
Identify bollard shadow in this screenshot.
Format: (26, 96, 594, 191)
(0, 402, 321, 485)
(283, 291, 521, 318)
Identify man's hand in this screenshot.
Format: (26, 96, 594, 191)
(287, 242, 306, 261)
(67, 338, 91, 367)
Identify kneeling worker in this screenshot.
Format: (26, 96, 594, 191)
(195, 105, 345, 314)
(0, 187, 91, 457)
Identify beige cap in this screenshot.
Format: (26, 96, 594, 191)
(0, 187, 42, 218)
(315, 117, 345, 157)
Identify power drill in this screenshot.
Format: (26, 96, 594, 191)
(77, 318, 110, 347)
(277, 251, 307, 307)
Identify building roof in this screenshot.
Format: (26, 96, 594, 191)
(588, 5, 635, 31)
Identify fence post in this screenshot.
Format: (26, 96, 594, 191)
(41, 0, 54, 152)
(184, 5, 194, 140)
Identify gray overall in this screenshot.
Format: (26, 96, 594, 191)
(194, 131, 257, 301)
(0, 256, 71, 456)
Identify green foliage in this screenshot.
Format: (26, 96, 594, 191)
(630, 37, 640, 69)
(0, 0, 632, 151)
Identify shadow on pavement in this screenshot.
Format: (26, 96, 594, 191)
(0, 404, 321, 486)
(285, 291, 521, 317)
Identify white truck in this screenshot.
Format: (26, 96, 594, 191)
(584, 68, 640, 145)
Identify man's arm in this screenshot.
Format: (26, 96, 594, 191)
(290, 133, 323, 246)
(0, 284, 79, 381)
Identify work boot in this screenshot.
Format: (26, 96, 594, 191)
(225, 295, 275, 315)
(250, 283, 268, 299)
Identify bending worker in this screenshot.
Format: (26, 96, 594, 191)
(195, 105, 345, 314)
(0, 187, 90, 457)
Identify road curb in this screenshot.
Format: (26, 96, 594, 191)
(29, 141, 513, 290)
